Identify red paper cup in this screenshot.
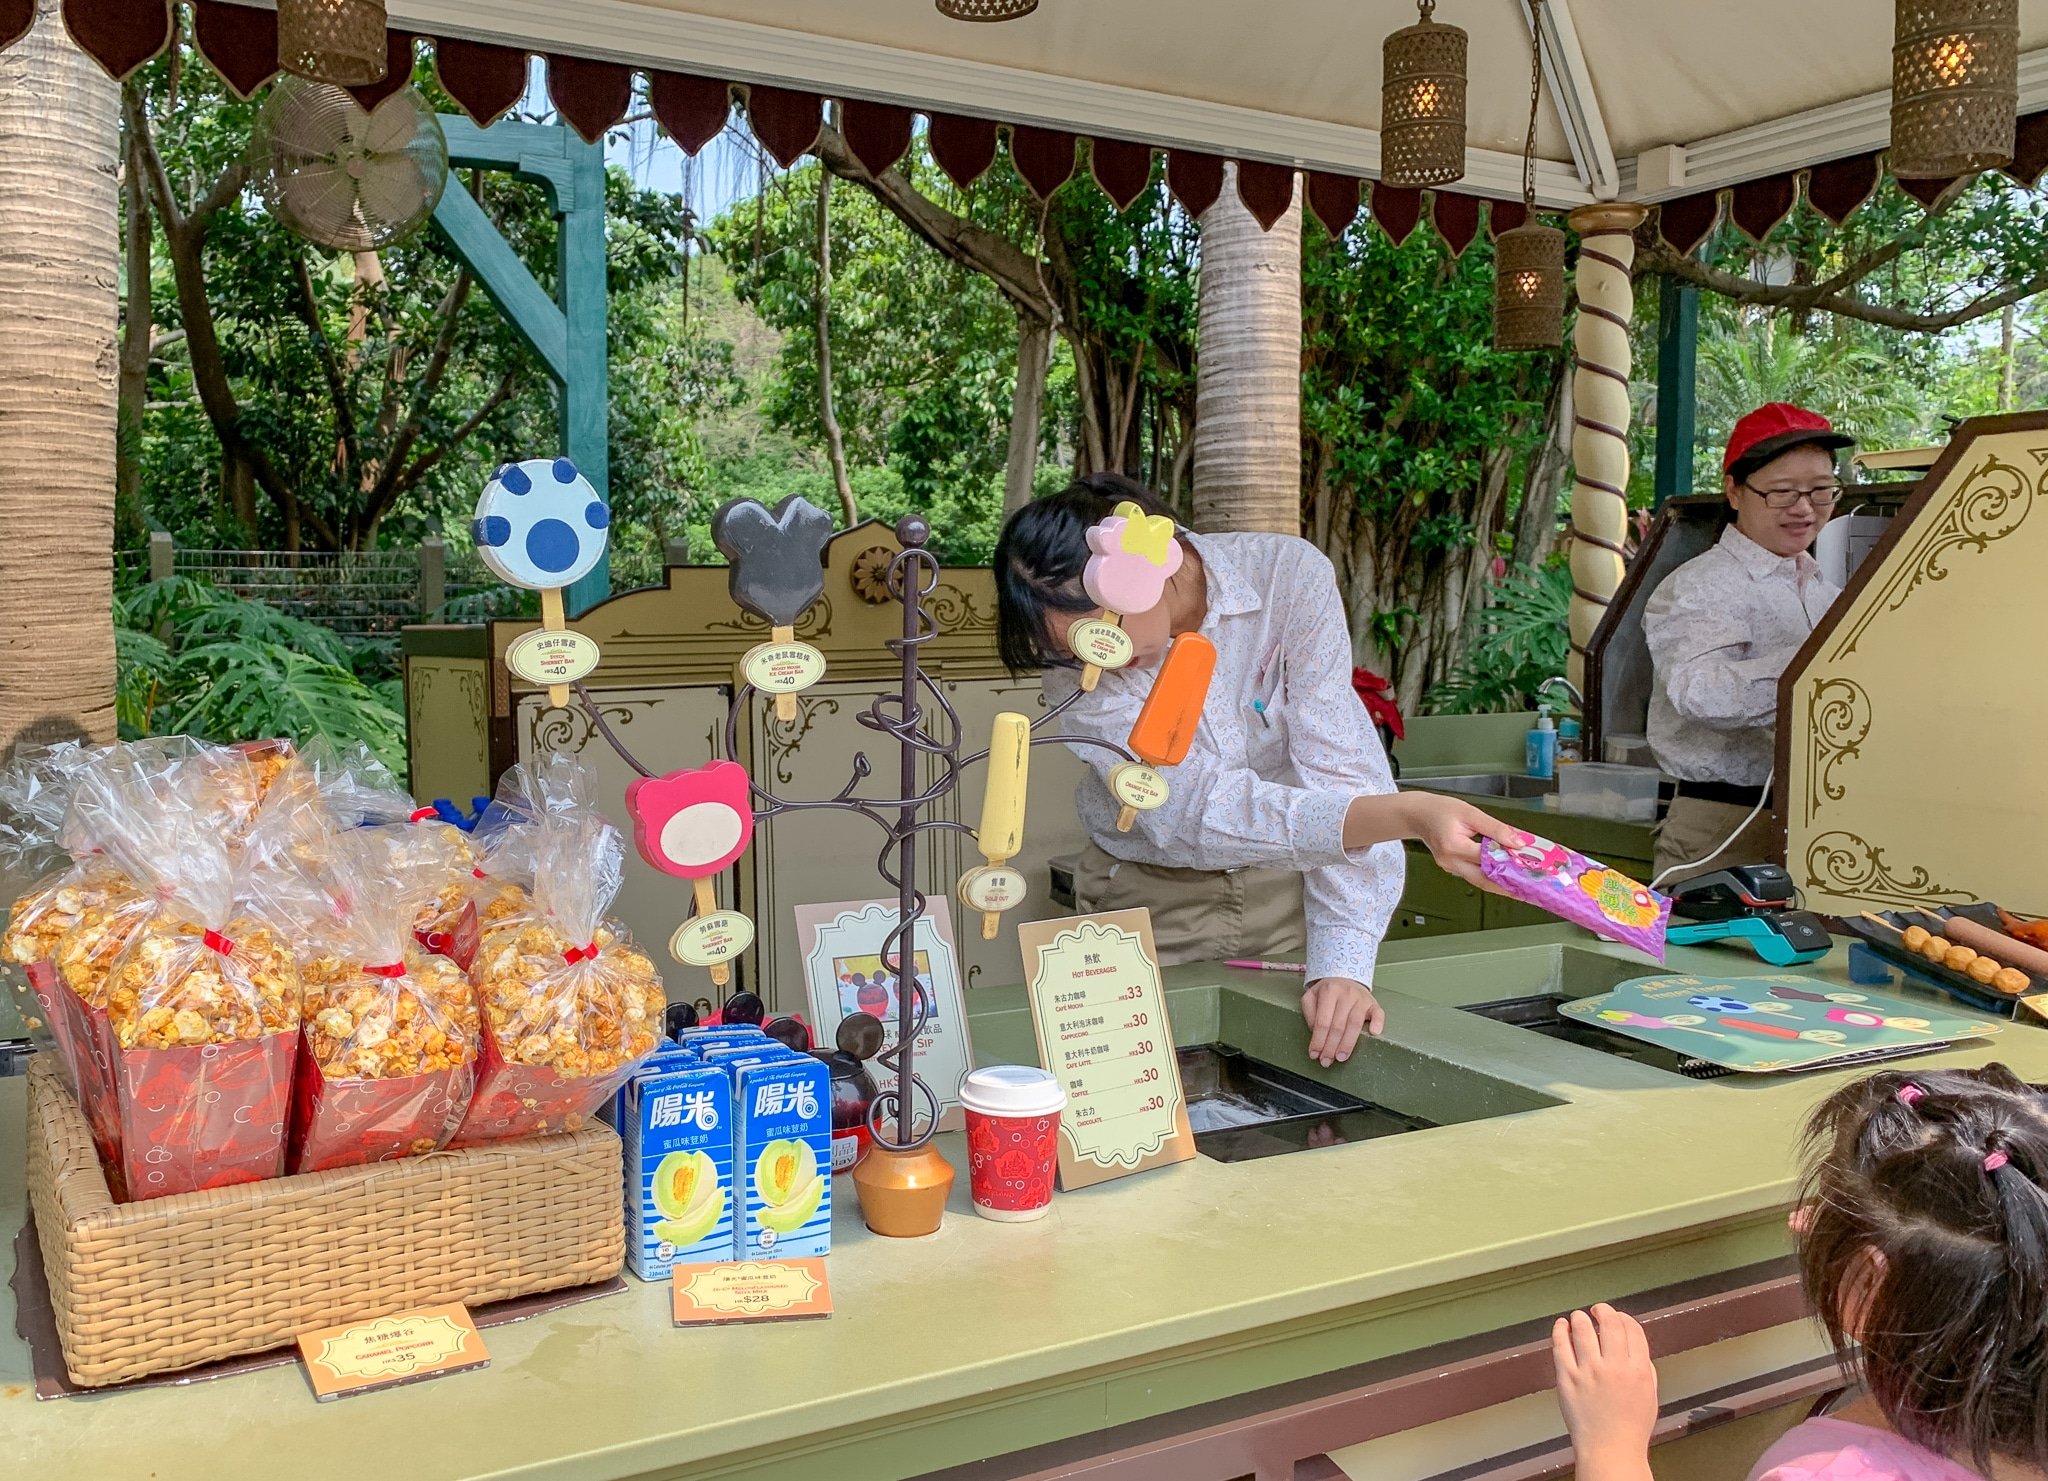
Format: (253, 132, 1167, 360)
(960, 1066, 1065, 1223)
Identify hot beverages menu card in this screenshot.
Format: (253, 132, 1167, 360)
(1017, 909, 1194, 1190)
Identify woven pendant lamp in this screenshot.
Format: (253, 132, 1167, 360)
(1494, 0, 1564, 350)
(935, 0, 1040, 19)
(1380, 0, 1467, 187)
(278, 0, 389, 86)
(1890, 0, 2019, 177)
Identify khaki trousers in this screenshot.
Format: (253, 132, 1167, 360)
(1653, 795, 1782, 888)
(1072, 843, 1308, 968)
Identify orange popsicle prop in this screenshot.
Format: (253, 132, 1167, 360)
(1113, 633, 1216, 832)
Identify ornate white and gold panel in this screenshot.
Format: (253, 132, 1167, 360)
(406, 656, 490, 807)
(514, 685, 730, 1005)
(1784, 416, 2048, 917)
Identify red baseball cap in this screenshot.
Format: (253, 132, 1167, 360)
(1724, 403, 1854, 478)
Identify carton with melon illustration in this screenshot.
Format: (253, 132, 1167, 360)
(733, 1056, 832, 1260)
(621, 1058, 734, 1279)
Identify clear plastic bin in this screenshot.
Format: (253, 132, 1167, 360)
(1555, 762, 1662, 821)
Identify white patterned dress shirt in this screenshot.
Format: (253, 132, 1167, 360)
(1045, 532, 1402, 986)
(1644, 525, 1841, 787)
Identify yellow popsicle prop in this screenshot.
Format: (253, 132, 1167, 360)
(538, 587, 571, 710)
(967, 712, 1031, 939)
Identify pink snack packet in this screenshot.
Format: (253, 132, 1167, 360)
(1479, 834, 1671, 963)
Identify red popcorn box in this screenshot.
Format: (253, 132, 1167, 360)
(415, 897, 481, 974)
(114, 1032, 295, 1201)
(46, 981, 124, 1173)
(447, 1020, 635, 1148)
(288, 1036, 476, 1173)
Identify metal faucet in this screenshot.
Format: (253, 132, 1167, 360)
(1537, 676, 1584, 712)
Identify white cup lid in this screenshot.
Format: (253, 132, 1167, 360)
(958, 1064, 1065, 1117)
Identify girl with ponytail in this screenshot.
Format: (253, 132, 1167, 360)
(1549, 1063, 2048, 1481)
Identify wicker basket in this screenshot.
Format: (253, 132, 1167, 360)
(23, 1058, 623, 1387)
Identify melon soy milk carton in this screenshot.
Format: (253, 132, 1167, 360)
(731, 1055, 831, 1260)
(621, 1057, 734, 1280)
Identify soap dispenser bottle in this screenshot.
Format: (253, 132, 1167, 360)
(1556, 714, 1584, 766)
(1525, 705, 1557, 780)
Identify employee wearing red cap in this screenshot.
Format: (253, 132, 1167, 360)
(1644, 403, 1854, 885)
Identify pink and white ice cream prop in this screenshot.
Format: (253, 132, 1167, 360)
(1075, 501, 1183, 692)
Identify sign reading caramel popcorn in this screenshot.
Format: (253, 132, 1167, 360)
(298, 1303, 490, 1399)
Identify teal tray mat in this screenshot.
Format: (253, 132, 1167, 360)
(1559, 973, 2004, 1074)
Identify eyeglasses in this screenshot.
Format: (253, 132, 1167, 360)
(1741, 480, 1842, 511)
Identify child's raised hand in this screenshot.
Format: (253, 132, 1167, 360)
(1552, 1304, 1658, 1481)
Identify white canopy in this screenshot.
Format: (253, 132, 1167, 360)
(388, 0, 2048, 206)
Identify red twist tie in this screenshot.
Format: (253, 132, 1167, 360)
(202, 929, 236, 957)
(409, 807, 439, 824)
(564, 942, 600, 966)
(473, 868, 488, 880)
(364, 961, 407, 979)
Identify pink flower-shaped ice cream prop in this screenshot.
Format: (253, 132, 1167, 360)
(1083, 502, 1183, 616)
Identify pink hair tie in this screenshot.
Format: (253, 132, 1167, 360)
(1896, 1085, 1926, 1108)
(1984, 1150, 2010, 1173)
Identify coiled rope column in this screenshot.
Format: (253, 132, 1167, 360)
(1565, 202, 1649, 694)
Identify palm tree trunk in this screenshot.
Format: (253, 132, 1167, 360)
(1192, 166, 1302, 534)
(0, 0, 120, 754)
(116, 88, 151, 550)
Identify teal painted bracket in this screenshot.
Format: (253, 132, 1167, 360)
(433, 117, 611, 613)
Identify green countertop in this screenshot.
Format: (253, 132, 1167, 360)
(8, 929, 2046, 1480)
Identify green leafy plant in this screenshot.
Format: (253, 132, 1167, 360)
(1426, 561, 1572, 715)
(114, 577, 407, 777)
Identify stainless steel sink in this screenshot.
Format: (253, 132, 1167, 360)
(1402, 772, 1557, 800)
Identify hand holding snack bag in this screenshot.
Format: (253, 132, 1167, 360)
(86, 745, 301, 1200)
(1478, 833, 1672, 963)
(452, 812, 666, 1146)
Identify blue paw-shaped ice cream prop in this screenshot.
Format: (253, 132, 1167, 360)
(472, 457, 609, 590)
(1687, 993, 1755, 1014)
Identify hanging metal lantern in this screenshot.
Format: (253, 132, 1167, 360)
(1381, 0, 1468, 188)
(935, 0, 1040, 19)
(1493, 221, 1567, 351)
(1891, 0, 2019, 178)
(277, 0, 390, 87)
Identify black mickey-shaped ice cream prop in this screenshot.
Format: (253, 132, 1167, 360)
(711, 495, 837, 723)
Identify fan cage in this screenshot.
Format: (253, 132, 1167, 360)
(1381, 12, 1468, 188)
(278, 0, 390, 87)
(1891, 0, 2019, 177)
(935, 0, 1040, 19)
(1493, 222, 1566, 351)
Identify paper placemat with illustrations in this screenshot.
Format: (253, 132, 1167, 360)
(1559, 974, 2003, 1073)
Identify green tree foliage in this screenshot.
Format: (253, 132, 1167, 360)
(126, 35, 713, 561)
(1426, 561, 1572, 715)
(115, 578, 407, 775)
(1301, 218, 1561, 706)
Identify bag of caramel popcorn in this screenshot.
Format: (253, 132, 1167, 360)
(1, 741, 100, 1097)
(414, 751, 597, 971)
(277, 823, 481, 1171)
(84, 746, 302, 1200)
(451, 813, 666, 1146)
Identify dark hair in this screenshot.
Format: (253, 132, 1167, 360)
(1797, 1063, 2048, 1473)
(992, 473, 1180, 675)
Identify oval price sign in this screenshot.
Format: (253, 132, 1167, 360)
(507, 629, 602, 688)
(670, 911, 756, 968)
(742, 640, 827, 695)
(1067, 618, 1135, 671)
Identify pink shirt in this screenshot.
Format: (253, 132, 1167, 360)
(1749, 1419, 1986, 1481)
